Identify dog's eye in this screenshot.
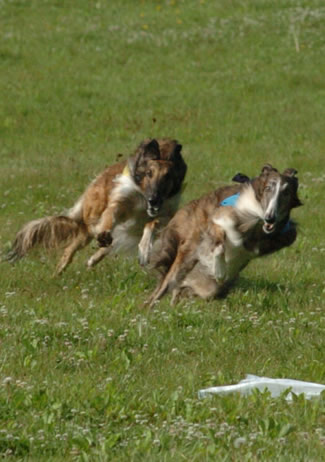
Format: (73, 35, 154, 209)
(265, 186, 272, 192)
(134, 174, 141, 183)
(146, 170, 153, 178)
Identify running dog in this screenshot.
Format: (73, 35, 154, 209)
(6, 138, 187, 274)
(148, 164, 302, 306)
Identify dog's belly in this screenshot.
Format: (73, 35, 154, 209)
(110, 195, 180, 254)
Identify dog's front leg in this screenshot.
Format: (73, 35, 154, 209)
(95, 205, 117, 246)
(87, 204, 117, 268)
(208, 223, 227, 284)
(138, 219, 159, 266)
(213, 243, 226, 283)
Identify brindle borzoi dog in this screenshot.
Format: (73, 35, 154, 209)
(6, 138, 187, 274)
(148, 164, 302, 306)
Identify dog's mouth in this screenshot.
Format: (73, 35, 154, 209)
(263, 222, 276, 234)
(147, 206, 160, 218)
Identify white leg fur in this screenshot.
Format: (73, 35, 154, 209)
(213, 244, 226, 282)
(138, 225, 154, 266)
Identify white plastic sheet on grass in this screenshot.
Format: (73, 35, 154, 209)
(198, 375, 325, 401)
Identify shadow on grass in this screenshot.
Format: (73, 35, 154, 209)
(236, 276, 287, 294)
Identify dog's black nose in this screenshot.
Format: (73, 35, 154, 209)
(148, 197, 159, 207)
(264, 215, 276, 224)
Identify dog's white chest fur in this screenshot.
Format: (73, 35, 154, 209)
(110, 174, 181, 254)
(197, 186, 263, 283)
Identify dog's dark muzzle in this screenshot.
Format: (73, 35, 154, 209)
(147, 196, 162, 217)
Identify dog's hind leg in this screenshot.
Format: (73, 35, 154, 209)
(56, 233, 91, 276)
(148, 246, 197, 307)
(171, 287, 183, 305)
(213, 243, 226, 283)
(182, 267, 218, 300)
(86, 226, 113, 268)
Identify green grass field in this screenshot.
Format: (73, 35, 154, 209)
(1, 0, 325, 460)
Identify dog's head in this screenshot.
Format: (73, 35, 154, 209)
(254, 164, 302, 234)
(129, 139, 185, 218)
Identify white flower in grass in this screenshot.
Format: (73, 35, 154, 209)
(234, 436, 246, 448)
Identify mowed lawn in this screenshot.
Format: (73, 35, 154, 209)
(1, 0, 325, 460)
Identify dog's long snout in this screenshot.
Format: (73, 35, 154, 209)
(147, 194, 162, 217)
(263, 213, 277, 234)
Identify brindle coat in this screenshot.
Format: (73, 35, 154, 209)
(148, 165, 302, 306)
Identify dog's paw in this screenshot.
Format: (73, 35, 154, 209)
(97, 231, 113, 247)
(138, 241, 152, 267)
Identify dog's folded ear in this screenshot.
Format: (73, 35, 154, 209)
(161, 140, 182, 161)
(283, 168, 302, 208)
(232, 173, 250, 183)
(130, 139, 161, 175)
(142, 139, 161, 161)
(168, 142, 187, 196)
(174, 143, 182, 155)
(283, 168, 298, 178)
(169, 143, 185, 171)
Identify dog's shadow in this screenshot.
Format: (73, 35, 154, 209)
(235, 276, 287, 294)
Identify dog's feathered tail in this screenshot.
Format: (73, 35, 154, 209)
(5, 202, 87, 263)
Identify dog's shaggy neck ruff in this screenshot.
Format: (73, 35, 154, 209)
(220, 186, 264, 224)
(111, 167, 144, 203)
(235, 185, 264, 221)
